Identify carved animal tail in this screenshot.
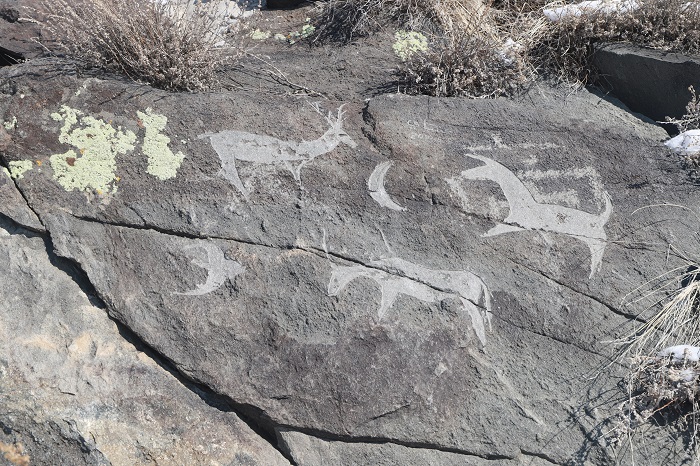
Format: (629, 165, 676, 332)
(480, 279, 493, 331)
(462, 153, 517, 183)
(600, 190, 613, 223)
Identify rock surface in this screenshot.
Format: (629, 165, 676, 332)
(1, 3, 700, 465)
(593, 43, 700, 126)
(0, 217, 290, 464)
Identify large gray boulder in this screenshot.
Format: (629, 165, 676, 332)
(1, 58, 695, 464)
(0, 216, 290, 465)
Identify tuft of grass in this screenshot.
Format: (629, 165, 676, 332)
(0, 442, 29, 466)
(35, 0, 241, 92)
(607, 238, 700, 460)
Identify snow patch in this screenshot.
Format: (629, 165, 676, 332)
(543, 0, 638, 22)
(665, 129, 700, 156)
(658, 345, 700, 362)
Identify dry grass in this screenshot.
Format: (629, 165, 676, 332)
(606, 240, 700, 461)
(668, 87, 700, 134)
(619, 265, 700, 358)
(35, 0, 241, 91)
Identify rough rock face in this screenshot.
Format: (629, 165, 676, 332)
(0, 219, 289, 464)
(1, 55, 697, 465)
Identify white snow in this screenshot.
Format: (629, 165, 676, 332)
(543, 0, 639, 22)
(665, 129, 700, 156)
(657, 345, 700, 362)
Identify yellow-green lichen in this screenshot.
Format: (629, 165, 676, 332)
(8, 160, 33, 179)
(49, 105, 137, 193)
(250, 29, 271, 40)
(137, 108, 185, 181)
(393, 30, 428, 60)
(2, 116, 17, 130)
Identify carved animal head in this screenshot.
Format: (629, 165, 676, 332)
(459, 153, 503, 181)
(325, 105, 357, 149)
(327, 263, 360, 296)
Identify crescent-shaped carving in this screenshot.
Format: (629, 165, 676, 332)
(175, 242, 245, 296)
(367, 161, 407, 212)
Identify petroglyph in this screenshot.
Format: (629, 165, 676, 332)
(465, 133, 560, 153)
(368, 161, 406, 211)
(199, 105, 356, 199)
(450, 153, 612, 278)
(175, 242, 245, 296)
(328, 257, 492, 346)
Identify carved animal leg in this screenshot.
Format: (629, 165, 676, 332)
(292, 160, 307, 184)
(220, 162, 249, 201)
(482, 223, 524, 237)
(377, 286, 400, 320)
(580, 237, 607, 279)
(460, 298, 488, 347)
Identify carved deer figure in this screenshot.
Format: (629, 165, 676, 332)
(327, 256, 493, 346)
(198, 105, 356, 199)
(457, 153, 612, 278)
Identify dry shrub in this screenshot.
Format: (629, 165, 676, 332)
(36, 0, 240, 91)
(668, 86, 700, 134)
(665, 86, 700, 178)
(398, 35, 534, 98)
(314, 0, 493, 42)
(0, 442, 30, 466)
(315, 0, 541, 97)
(611, 353, 700, 456)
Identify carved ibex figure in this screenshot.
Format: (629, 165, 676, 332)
(457, 153, 612, 278)
(328, 256, 493, 346)
(199, 105, 356, 199)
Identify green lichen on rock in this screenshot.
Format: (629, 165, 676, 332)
(137, 108, 185, 181)
(250, 29, 271, 40)
(8, 160, 33, 179)
(393, 31, 428, 60)
(2, 116, 17, 131)
(49, 105, 136, 193)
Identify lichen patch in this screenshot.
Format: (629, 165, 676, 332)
(137, 108, 185, 181)
(49, 105, 136, 193)
(8, 160, 33, 179)
(393, 30, 428, 60)
(2, 116, 17, 131)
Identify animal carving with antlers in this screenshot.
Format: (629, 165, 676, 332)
(198, 105, 356, 199)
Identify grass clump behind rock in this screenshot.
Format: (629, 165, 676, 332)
(608, 251, 700, 460)
(535, 0, 700, 83)
(37, 0, 239, 92)
(315, 0, 700, 98)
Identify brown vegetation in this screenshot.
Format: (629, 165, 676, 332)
(315, 0, 700, 97)
(35, 0, 240, 91)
